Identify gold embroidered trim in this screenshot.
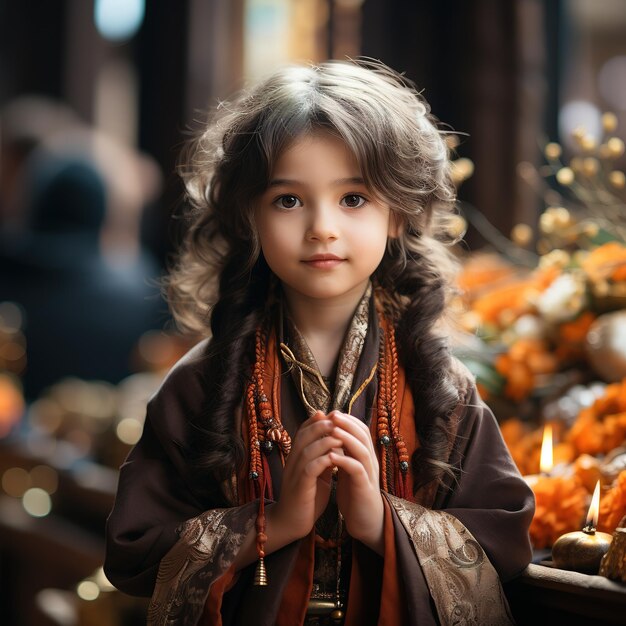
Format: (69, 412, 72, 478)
(384, 493, 515, 626)
(148, 505, 256, 626)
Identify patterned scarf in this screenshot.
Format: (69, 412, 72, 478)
(280, 283, 372, 416)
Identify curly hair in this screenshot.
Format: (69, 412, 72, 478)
(166, 59, 464, 502)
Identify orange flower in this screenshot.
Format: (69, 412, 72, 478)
(573, 454, 602, 493)
(581, 242, 626, 283)
(500, 418, 537, 474)
(567, 379, 626, 455)
(457, 253, 518, 295)
(464, 262, 560, 329)
(555, 312, 596, 362)
(554, 442, 576, 466)
(558, 311, 596, 343)
(496, 339, 559, 402)
(472, 282, 534, 326)
(598, 470, 626, 533)
(529, 475, 589, 549)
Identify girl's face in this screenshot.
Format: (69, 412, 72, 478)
(255, 132, 394, 309)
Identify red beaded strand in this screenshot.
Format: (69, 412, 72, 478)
(376, 336, 391, 492)
(375, 323, 410, 497)
(248, 318, 410, 586)
(386, 326, 410, 497)
(247, 327, 292, 585)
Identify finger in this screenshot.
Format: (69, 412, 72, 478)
(300, 410, 328, 429)
(330, 426, 378, 482)
(318, 466, 334, 486)
(328, 411, 375, 454)
(331, 426, 369, 459)
(287, 436, 343, 485)
(329, 451, 370, 489)
(290, 418, 334, 455)
(301, 436, 343, 464)
(304, 452, 336, 478)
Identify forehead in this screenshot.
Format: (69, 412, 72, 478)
(271, 131, 359, 175)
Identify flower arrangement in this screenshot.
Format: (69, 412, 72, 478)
(529, 475, 589, 549)
(455, 111, 626, 551)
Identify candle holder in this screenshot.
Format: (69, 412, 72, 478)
(551, 480, 613, 574)
(551, 525, 613, 574)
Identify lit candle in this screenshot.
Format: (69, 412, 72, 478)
(524, 424, 553, 488)
(551, 480, 613, 574)
(539, 423, 553, 476)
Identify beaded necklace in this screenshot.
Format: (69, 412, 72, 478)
(246, 318, 410, 587)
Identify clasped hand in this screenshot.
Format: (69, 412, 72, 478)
(271, 410, 384, 554)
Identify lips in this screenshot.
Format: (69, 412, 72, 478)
(302, 254, 345, 269)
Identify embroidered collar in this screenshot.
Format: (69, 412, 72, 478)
(281, 283, 372, 417)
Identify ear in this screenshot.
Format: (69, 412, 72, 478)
(387, 211, 404, 239)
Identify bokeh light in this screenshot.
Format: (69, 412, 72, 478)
(2, 467, 31, 497)
(559, 100, 602, 148)
(94, 0, 145, 42)
(22, 487, 52, 517)
(116, 417, 143, 445)
(76, 580, 100, 601)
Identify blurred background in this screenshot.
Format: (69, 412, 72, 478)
(1, 1, 626, 625)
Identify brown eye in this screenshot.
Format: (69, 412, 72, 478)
(341, 194, 366, 208)
(276, 195, 301, 209)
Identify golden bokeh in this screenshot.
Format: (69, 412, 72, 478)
(2, 467, 31, 497)
(511, 223, 533, 247)
(556, 167, 575, 186)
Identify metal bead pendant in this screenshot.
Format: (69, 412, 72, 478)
(379, 435, 391, 446)
(331, 608, 345, 623)
(400, 461, 409, 472)
(249, 470, 259, 480)
(254, 556, 268, 586)
(262, 440, 274, 454)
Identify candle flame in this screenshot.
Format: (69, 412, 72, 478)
(585, 480, 601, 530)
(539, 423, 553, 474)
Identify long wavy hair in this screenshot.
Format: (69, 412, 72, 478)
(166, 59, 463, 503)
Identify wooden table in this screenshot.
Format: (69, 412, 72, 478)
(506, 563, 626, 625)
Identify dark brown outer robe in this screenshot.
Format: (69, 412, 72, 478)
(104, 315, 535, 626)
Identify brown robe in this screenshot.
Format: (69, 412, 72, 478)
(104, 304, 534, 625)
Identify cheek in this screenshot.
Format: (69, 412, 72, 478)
(259, 223, 287, 253)
(256, 220, 294, 275)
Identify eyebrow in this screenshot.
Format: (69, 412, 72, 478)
(267, 176, 366, 188)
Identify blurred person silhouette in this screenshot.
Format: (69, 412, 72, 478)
(0, 96, 79, 233)
(0, 142, 167, 400)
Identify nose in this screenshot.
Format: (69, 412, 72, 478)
(305, 203, 339, 242)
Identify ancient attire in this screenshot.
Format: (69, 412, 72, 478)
(105, 290, 534, 625)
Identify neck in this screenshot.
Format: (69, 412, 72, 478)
(282, 282, 369, 376)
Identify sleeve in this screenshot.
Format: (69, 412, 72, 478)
(104, 411, 207, 596)
(360, 382, 534, 626)
(436, 384, 536, 582)
(104, 339, 252, 599)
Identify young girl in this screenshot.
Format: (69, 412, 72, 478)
(105, 59, 534, 626)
